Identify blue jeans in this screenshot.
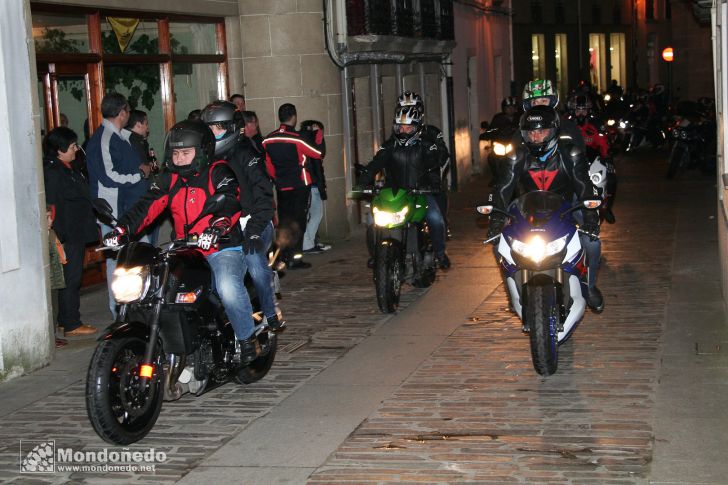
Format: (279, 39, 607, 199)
(206, 248, 255, 340)
(243, 222, 277, 319)
(572, 211, 601, 289)
(102, 223, 151, 320)
(425, 195, 446, 257)
(303, 186, 323, 251)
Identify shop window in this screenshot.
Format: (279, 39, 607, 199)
(589, 33, 607, 93)
(609, 33, 627, 91)
(554, 34, 568, 97)
(532, 34, 546, 81)
(173, 63, 222, 125)
(33, 13, 89, 53)
(102, 18, 159, 55)
(170, 23, 218, 55)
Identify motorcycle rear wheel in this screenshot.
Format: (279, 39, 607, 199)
(85, 337, 164, 445)
(527, 285, 559, 376)
(235, 332, 277, 384)
(375, 242, 402, 313)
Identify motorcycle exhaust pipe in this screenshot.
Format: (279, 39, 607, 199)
(163, 353, 186, 401)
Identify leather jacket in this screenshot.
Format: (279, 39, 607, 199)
(488, 140, 599, 225)
(364, 131, 442, 192)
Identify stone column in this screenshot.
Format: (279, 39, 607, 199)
(237, 0, 348, 239)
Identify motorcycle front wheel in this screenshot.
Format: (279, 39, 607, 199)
(85, 337, 164, 445)
(527, 284, 559, 376)
(667, 144, 688, 179)
(374, 242, 403, 313)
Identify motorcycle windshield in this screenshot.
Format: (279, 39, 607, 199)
(512, 191, 565, 227)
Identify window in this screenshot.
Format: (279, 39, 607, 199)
(532, 34, 546, 80)
(102, 18, 159, 55)
(33, 13, 90, 53)
(589, 34, 607, 92)
(554, 34, 568, 97)
(609, 33, 627, 90)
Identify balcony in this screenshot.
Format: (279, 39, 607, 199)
(345, 0, 454, 40)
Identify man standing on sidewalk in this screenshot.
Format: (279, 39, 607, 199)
(262, 103, 324, 269)
(300, 119, 331, 255)
(86, 92, 151, 318)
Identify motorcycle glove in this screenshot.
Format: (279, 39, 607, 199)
(243, 230, 264, 255)
(198, 226, 223, 251)
(487, 214, 506, 240)
(102, 226, 128, 249)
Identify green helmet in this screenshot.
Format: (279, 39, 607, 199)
(522, 79, 559, 110)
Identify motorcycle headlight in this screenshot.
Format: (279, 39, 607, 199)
(619, 121, 628, 129)
(373, 206, 409, 227)
(111, 266, 151, 303)
(680, 131, 688, 139)
(511, 235, 568, 263)
(493, 142, 513, 156)
(672, 129, 680, 138)
(604, 94, 612, 102)
(607, 119, 616, 126)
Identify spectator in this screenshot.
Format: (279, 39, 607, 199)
(43, 127, 99, 338)
(230, 94, 246, 112)
(125, 109, 153, 175)
(59, 113, 69, 127)
(85, 92, 150, 318)
(262, 103, 324, 269)
(300, 119, 331, 254)
(242, 110, 264, 153)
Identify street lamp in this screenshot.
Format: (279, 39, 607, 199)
(662, 47, 674, 103)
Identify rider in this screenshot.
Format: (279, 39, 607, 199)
(567, 95, 617, 224)
(396, 91, 451, 236)
(488, 105, 604, 312)
(102, 120, 264, 363)
(489, 96, 520, 131)
(200, 100, 283, 332)
(359, 104, 450, 269)
(521, 79, 586, 151)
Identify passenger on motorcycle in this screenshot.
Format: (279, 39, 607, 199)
(102, 120, 264, 363)
(567, 95, 617, 223)
(359, 104, 450, 269)
(488, 105, 604, 311)
(521, 79, 586, 151)
(200, 101, 284, 332)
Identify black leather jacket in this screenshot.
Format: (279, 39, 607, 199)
(488, 140, 599, 225)
(364, 131, 442, 192)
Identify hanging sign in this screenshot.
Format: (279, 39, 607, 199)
(107, 17, 140, 53)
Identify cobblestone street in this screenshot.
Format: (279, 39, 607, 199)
(1, 148, 726, 484)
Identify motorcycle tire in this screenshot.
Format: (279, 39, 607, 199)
(375, 242, 403, 313)
(667, 145, 688, 179)
(85, 337, 164, 445)
(235, 332, 277, 384)
(527, 284, 559, 376)
(412, 250, 436, 288)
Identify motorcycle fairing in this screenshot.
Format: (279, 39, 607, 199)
(116, 242, 159, 269)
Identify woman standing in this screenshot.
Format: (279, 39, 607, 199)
(43, 127, 99, 337)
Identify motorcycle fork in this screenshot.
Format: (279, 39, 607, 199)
(139, 259, 170, 386)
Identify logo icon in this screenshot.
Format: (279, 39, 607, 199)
(20, 440, 55, 473)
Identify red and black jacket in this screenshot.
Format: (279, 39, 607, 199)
(118, 161, 243, 255)
(262, 124, 324, 191)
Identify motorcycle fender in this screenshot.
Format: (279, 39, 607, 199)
(97, 320, 150, 342)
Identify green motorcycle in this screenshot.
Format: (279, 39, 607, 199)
(369, 187, 437, 313)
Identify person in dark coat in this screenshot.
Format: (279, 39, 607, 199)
(43, 127, 100, 337)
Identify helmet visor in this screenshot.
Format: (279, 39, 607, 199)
(522, 127, 557, 146)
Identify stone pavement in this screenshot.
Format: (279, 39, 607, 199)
(0, 149, 726, 484)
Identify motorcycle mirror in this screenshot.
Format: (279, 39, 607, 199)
(200, 193, 227, 216)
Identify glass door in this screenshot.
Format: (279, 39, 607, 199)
(37, 63, 93, 143)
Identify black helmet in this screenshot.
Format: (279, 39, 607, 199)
(164, 120, 215, 175)
(392, 105, 423, 145)
(501, 96, 518, 111)
(519, 105, 560, 159)
(200, 100, 242, 157)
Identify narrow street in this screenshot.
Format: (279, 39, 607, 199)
(1, 147, 726, 484)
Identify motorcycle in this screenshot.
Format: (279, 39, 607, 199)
(86, 196, 277, 445)
(666, 117, 706, 179)
(584, 146, 617, 224)
(480, 124, 518, 185)
(478, 191, 601, 376)
(366, 186, 437, 313)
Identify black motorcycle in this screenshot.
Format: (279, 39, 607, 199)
(85, 196, 277, 445)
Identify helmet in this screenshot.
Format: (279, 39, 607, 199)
(200, 100, 242, 157)
(652, 84, 666, 96)
(392, 105, 423, 144)
(569, 95, 592, 125)
(698, 96, 715, 114)
(501, 96, 518, 112)
(519, 105, 560, 159)
(164, 120, 215, 175)
(397, 91, 424, 112)
(522, 79, 559, 110)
